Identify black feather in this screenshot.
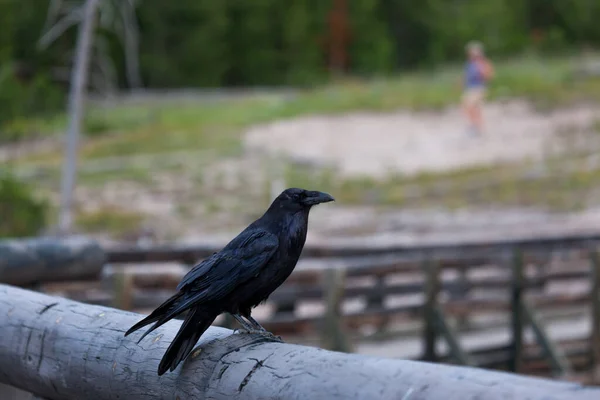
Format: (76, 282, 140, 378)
(124, 188, 334, 375)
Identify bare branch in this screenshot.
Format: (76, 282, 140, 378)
(38, 7, 84, 50)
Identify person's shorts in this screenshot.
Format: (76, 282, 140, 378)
(462, 86, 486, 107)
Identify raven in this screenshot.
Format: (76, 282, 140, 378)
(124, 188, 334, 375)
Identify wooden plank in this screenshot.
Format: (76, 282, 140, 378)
(433, 306, 474, 366)
(120, 259, 590, 296)
(105, 231, 600, 262)
(510, 249, 524, 373)
(57, 285, 592, 334)
(521, 300, 573, 377)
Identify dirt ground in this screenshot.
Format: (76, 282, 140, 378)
(8, 99, 600, 244)
(244, 100, 600, 179)
(167, 100, 600, 244)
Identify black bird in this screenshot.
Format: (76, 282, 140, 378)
(124, 188, 334, 375)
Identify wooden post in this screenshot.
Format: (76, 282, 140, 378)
(522, 300, 572, 378)
(112, 269, 133, 310)
(424, 260, 440, 362)
(451, 267, 470, 331)
(365, 276, 388, 333)
(273, 297, 297, 319)
(591, 250, 600, 384)
(320, 268, 352, 352)
(433, 307, 473, 366)
(510, 249, 524, 373)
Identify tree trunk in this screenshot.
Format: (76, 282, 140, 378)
(0, 237, 105, 286)
(58, 0, 101, 234)
(0, 284, 598, 400)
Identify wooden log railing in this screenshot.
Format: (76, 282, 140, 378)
(38, 247, 599, 381)
(0, 236, 106, 286)
(2, 284, 600, 400)
(5, 234, 600, 384)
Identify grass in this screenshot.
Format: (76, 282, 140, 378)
(7, 54, 600, 237)
(280, 150, 600, 213)
(75, 207, 146, 237)
(12, 53, 600, 167)
(77, 167, 153, 187)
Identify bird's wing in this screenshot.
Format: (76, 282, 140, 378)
(175, 229, 279, 301)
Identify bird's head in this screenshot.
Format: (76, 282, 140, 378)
(272, 188, 335, 212)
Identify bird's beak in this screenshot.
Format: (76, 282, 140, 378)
(303, 191, 335, 206)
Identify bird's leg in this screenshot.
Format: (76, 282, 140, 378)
(231, 313, 255, 333)
(245, 315, 282, 340)
(245, 315, 267, 332)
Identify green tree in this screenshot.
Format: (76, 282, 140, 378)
(348, 0, 395, 74)
(137, 1, 230, 87)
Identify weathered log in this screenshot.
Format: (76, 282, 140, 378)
(0, 237, 106, 286)
(1, 284, 600, 400)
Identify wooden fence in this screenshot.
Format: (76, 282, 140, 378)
(25, 232, 600, 385)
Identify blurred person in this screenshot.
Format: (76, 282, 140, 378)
(462, 41, 494, 136)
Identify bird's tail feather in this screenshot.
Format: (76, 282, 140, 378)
(157, 306, 216, 375)
(124, 291, 198, 343)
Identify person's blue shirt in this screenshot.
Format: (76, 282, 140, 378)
(465, 60, 485, 89)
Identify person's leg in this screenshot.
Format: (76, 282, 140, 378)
(462, 90, 479, 135)
(466, 88, 485, 135)
(472, 88, 485, 133)
(471, 103, 482, 132)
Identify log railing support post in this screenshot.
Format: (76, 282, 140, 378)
(320, 267, 352, 352)
(449, 266, 470, 331)
(112, 269, 133, 310)
(522, 300, 572, 378)
(590, 250, 600, 384)
(433, 307, 473, 366)
(423, 259, 440, 362)
(365, 275, 388, 333)
(510, 249, 524, 373)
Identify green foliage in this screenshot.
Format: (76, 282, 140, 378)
(137, 1, 231, 87)
(75, 207, 145, 236)
(12, 54, 600, 167)
(349, 0, 395, 74)
(0, 172, 48, 238)
(0, 63, 65, 142)
(2, 0, 600, 98)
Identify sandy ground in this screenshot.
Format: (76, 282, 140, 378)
(244, 100, 600, 178)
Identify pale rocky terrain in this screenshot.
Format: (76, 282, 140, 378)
(244, 100, 600, 178)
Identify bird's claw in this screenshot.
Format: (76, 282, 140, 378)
(233, 328, 280, 341)
(258, 330, 282, 341)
